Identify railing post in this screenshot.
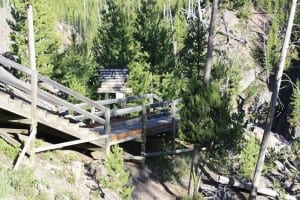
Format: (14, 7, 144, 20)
(104, 107, 111, 154)
(149, 94, 154, 113)
(90, 106, 95, 124)
(171, 100, 176, 152)
(141, 104, 147, 167)
(14, 4, 38, 169)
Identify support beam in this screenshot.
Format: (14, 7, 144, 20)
(141, 105, 147, 167)
(0, 129, 20, 147)
(27, 4, 38, 164)
(104, 108, 111, 154)
(144, 148, 194, 157)
(14, 5, 38, 170)
(35, 135, 108, 153)
(0, 128, 28, 134)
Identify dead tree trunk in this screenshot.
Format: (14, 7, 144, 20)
(249, 0, 297, 199)
(188, 147, 200, 198)
(204, 0, 218, 84)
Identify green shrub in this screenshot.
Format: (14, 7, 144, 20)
(0, 166, 39, 199)
(238, 135, 259, 180)
(0, 166, 15, 198)
(290, 82, 300, 127)
(0, 138, 20, 159)
(100, 145, 134, 199)
(10, 167, 38, 198)
(237, 1, 252, 20)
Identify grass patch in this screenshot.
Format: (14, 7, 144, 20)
(0, 138, 20, 159)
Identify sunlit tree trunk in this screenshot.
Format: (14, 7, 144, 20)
(249, 0, 297, 199)
(204, 0, 218, 84)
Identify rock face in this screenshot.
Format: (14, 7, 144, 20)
(0, 7, 11, 54)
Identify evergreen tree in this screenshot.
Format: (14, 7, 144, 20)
(92, 1, 136, 69)
(178, 19, 206, 80)
(8, 0, 59, 76)
(179, 79, 243, 155)
(133, 1, 174, 74)
(52, 33, 96, 99)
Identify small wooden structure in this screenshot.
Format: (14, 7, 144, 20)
(97, 68, 132, 99)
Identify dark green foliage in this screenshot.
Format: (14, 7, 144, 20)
(179, 79, 243, 156)
(9, 0, 59, 76)
(53, 33, 96, 99)
(178, 19, 206, 80)
(290, 82, 300, 127)
(92, 1, 136, 69)
(134, 1, 174, 74)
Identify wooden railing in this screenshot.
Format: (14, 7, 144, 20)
(0, 55, 181, 140)
(0, 55, 106, 126)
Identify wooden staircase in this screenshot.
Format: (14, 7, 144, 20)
(0, 87, 106, 148)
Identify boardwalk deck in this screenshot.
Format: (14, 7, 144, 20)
(0, 55, 180, 158)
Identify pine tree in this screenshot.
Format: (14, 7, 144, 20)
(179, 19, 206, 79)
(8, 0, 59, 76)
(52, 33, 96, 99)
(132, 0, 177, 98)
(179, 79, 243, 155)
(133, 1, 174, 74)
(92, 1, 136, 69)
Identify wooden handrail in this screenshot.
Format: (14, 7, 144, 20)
(0, 66, 105, 124)
(74, 93, 155, 109)
(68, 98, 181, 121)
(0, 55, 106, 112)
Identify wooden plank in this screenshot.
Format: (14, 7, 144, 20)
(97, 87, 132, 93)
(0, 128, 28, 134)
(14, 125, 37, 169)
(35, 135, 108, 153)
(0, 118, 31, 125)
(109, 128, 142, 141)
(141, 105, 147, 167)
(75, 93, 154, 109)
(0, 129, 21, 147)
(0, 70, 105, 124)
(144, 148, 194, 157)
(101, 81, 125, 87)
(110, 105, 143, 117)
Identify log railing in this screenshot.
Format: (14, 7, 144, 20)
(0, 55, 106, 125)
(0, 55, 181, 142)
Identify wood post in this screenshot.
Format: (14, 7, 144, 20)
(188, 148, 200, 198)
(141, 104, 147, 167)
(90, 106, 95, 124)
(14, 5, 38, 169)
(104, 107, 111, 154)
(171, 100, 176, 151)
(204, 0, 218, 84)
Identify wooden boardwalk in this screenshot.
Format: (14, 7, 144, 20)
(0, 55, 180, 156)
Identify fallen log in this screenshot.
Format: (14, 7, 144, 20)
(199, 165, 296, 199)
